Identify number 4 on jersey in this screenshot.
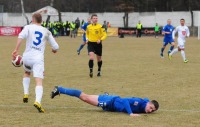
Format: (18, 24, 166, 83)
(33, 31, 43, 46)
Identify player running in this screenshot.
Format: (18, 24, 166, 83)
(12, 13, 59, 113)
(169, 19, 190, 63)
(51, 86, 159, 117)
(160, 19, 175, 58)
(77, 18, 91, 55)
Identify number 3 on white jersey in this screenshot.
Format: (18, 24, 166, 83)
(33, 31, 43, 46)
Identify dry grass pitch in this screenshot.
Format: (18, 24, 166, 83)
(0, 36, 200, 127)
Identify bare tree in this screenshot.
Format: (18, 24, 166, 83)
(46, 0, 54, 23)
(116, 1, 134, 28)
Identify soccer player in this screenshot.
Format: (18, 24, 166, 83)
(77, 18, 91, 55)
(12, 13, 59, 113)
(160, 19, 175, 58)
(51, 86, 159, 117)
(169, 19, 190, 63)
(86, 14, 107, 77)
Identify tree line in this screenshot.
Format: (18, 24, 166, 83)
(0, 0, 199, 13)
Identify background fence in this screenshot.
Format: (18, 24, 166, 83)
(0, 11, 197, 27)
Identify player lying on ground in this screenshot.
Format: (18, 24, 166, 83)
(51, 86, 159, 117)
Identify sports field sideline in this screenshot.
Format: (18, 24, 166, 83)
(0, 36, 200, 127)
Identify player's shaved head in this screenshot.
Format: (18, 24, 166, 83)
(167, 19, 171, 25)
(32, 13, 42, 24)
(87, 17, 91, 23)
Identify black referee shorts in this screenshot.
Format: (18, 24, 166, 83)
(88, 42, 102, 56)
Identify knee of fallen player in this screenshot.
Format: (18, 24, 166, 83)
(79, 93, 89, 102)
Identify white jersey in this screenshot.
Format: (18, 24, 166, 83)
(172, 25, 190, 43)
(18, 24, 59, 61)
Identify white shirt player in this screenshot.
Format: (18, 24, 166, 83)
(172, 25, 190, 48)
(18, 24, 59, 61)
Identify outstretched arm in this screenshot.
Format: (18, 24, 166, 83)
(186, 27, 190, 37)
(12, 26, 28, 58)
(12, 38, 23, 59)
(48, 33, 59, 53)
(122, 99, 140, 117)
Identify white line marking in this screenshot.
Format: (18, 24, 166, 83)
(0, 104, 200, 113)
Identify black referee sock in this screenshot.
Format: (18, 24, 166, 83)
(89, 60, 94, 73)
(98, 61, 102, 72)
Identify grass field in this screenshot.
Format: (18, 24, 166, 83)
(0, 36, 200, 127)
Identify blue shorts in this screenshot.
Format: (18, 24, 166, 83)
(98, 95, 120, 111)
(83, 33, 86, 42)
(163, 38, 174, 46)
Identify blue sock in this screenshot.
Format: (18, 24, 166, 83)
(161, 48, 164, 54)
(78, 44, 84, 52)
(169, 46, 174, 52)
(58, 86, 82, 98)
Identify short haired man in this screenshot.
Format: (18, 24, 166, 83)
(169, 19, 190, 63)
(86, 14, 107, 77)
(160, 19, 175, 58)
(12, 13, 59, 113)
(51, 86, 159, 117)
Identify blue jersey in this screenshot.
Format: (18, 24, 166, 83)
(98, 95, 149, 114)
(81, 22, 90, 31)
(81, 22, 90, 42)
(162, 24, 174, 45)
(162, 24, 174, 39)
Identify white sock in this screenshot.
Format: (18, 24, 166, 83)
(35, 85, 43, 104)
(23, 77, 30, 95)
(170, 48, 178, 55)
(181, 50, 186, 61)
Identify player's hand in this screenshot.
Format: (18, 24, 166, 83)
(97, 40, 101, 44)
(12, 50, 18, 60)
(52, 49, 57, 53)
(130, 113, 140, 117)
(165, 32, 170, 34)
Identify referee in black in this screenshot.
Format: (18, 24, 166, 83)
(86, 14, 107, 78)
